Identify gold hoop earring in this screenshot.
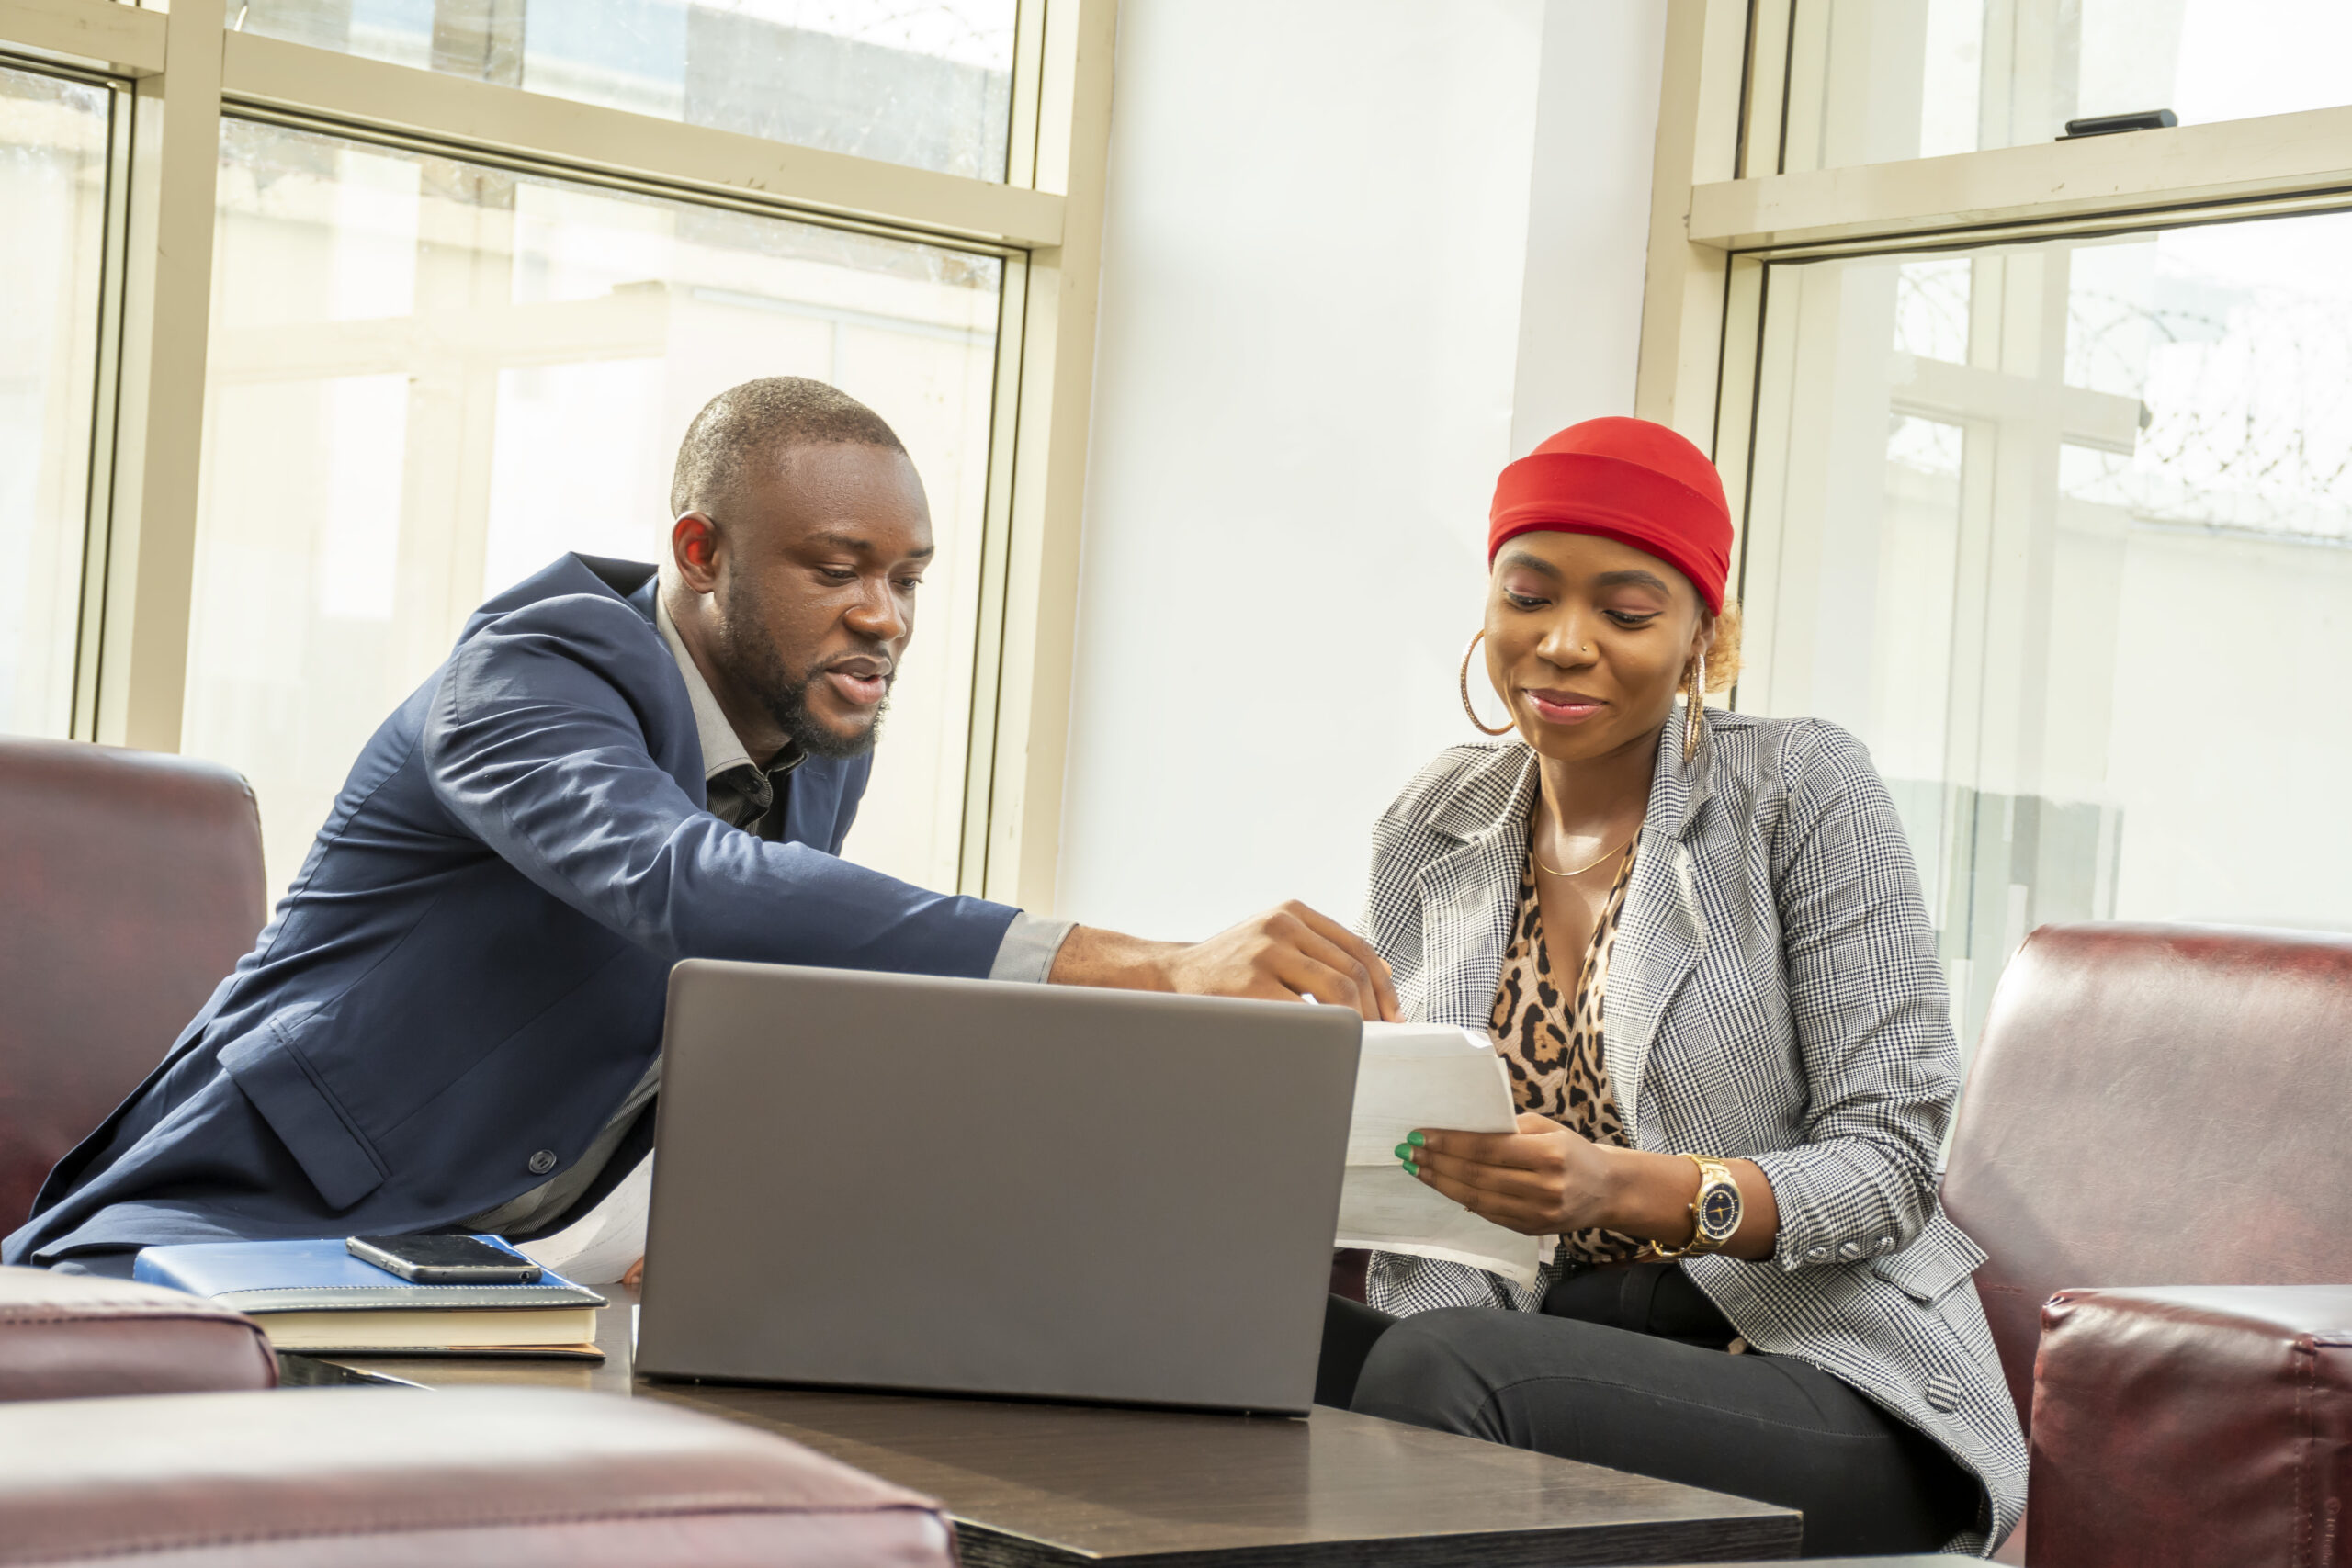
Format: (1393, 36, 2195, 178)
(1459, 632, 1515, 737)
(1682, 649, 1708, 762)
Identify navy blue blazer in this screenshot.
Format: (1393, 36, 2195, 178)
(6, 555, 1018, 1265)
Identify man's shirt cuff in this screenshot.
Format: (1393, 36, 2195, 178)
(988, 911, 1078, 983)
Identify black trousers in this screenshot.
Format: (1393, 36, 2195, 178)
(1318, 1274, 1980, 1558)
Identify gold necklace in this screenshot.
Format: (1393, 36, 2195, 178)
(1533, 830, 1637, 879)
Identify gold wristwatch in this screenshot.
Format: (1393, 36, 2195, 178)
(1645, 1154, 1742, 1260)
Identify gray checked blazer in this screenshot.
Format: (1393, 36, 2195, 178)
(1356, 706, 2025, 1553)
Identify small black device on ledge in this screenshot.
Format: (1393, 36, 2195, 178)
(346, 1234, 542, 1284)
(2062, 109, 2177, 139)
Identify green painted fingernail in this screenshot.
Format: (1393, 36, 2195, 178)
(1407, 1131, 1426, 1147)
(1394, 1143, 1413, 1160)
(1400, 1160, 1417, 1175)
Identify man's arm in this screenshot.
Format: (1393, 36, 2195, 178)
(425, 595, 1017, 976)
(429, 597, 1399, 1018)
(1051, 904, 1400, 1022)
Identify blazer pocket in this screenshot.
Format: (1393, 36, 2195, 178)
(219, 1013, 392, 1212)
(1869, 1218, 1990, 1307)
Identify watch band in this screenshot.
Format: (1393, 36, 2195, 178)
(1645, 1153, 1740, 1261)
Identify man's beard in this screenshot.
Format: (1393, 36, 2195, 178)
(718, 577, 888, 761)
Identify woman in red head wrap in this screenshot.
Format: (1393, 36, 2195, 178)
(1319, 418, 2021, 1555)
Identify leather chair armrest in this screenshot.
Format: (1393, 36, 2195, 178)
(0, 1385, 956, 1567)
(0, 1265, 276, 1402)
(2029, 1283, 2352, 1568)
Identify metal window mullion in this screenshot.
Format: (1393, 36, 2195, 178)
(68, 69, 134, 741)
(217, 30, 1063, 252)
(93, 0, 226, 752)
(220, 100, 1023, 263)
(0, 0, 166, 78)
(970, 0, 1118, 914)
(957, 254, 1030, 899)
(1690, 100, 2352, 255)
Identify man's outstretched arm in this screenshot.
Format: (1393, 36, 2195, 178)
(1050, 903, 1400, 1022)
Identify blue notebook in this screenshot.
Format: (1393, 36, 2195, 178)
(134, 1237, 606, 1357)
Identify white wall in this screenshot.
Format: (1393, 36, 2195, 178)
(1054, 0, 1667, 937)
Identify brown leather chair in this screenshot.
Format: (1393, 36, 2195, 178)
(1941, 922, 2352, 1566)
(0, 1265, 277, 1401)
(0, 1384, 957, 1566)
(2031, 1282, 2352, 1568)
(0, 737, 266, 1230)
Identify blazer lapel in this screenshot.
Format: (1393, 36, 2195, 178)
(1604, 713, 1713, 1138)
(1411, 748, 1540, 1033)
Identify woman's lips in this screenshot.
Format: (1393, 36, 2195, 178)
(1524, 691, 1606, 724)
(824, 669, 889, 707)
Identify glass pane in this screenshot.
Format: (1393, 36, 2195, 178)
(0, 66, 109, 739)
(1740, 209, 2352, 1055)
(187, 118, 1001, 897)
(234, 0, 1016, 182)
(1786, 0, 2352, 170)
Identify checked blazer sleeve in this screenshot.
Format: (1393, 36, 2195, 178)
(1747, 723, 1959, 1272)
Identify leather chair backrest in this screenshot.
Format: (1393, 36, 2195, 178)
(0, 739, 266, 1230)
(1941, 922, 2352, 1434)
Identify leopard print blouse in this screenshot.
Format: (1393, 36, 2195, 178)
(1488, 841, 1647, 1268)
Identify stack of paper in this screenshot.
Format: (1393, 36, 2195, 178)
(1336, 1022, 1546, 1288)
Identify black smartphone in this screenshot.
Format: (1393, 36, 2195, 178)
(346, 1234, 542, 1284)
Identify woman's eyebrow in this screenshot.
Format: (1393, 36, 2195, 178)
(1593, 569, 1671, 593)
(1498, 548, 1561, 579)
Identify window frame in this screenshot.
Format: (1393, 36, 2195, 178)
(0, 0, 1114, 912)
(1642, 0, 2352, 550)
(1637, 0, 2352, 1016)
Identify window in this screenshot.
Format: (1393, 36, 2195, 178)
(1645, 4, 2352, 1055)
(236, 0, 1018, 180)
(1741, 214, 2352, 1042)
(0, 0, 1110, 915)
(1781, 0, 2352, 171)
(186, 118, 1002, 893)
(0, 63, 111, 739)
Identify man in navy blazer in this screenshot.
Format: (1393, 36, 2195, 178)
(6, 378, 1396, 1273)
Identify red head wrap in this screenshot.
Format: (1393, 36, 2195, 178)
(1487, 417, 1732, 614)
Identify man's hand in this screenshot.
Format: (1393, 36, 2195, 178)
(1050, 901, 1400, 1021)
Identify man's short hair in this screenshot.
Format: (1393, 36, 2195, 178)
(668, 377, 907, 519)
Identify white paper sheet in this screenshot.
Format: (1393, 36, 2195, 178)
(1335, 1022, 1548, 1288)
(514, 1154, 653, 1286)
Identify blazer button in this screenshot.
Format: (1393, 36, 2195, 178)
(527, 1149, 559, 1176)
(1838, 1240, 1864, 1260)
(1925, 1374, 1963, 1414)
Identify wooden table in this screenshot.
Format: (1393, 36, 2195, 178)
(319, 1290, 1799, 1567)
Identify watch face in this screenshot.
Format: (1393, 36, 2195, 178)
(1699, 1181, 1741, 1238)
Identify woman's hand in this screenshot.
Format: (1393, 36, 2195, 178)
(1401, 1112, 1619, 1236)
(1404, 1121, 1783, 1258)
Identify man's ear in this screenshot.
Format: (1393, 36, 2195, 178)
(671, 513, 722, 593)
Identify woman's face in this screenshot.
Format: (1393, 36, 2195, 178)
(1482, 530, 1713, 765)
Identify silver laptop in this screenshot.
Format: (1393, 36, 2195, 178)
(633, 960, 1360, 1415)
